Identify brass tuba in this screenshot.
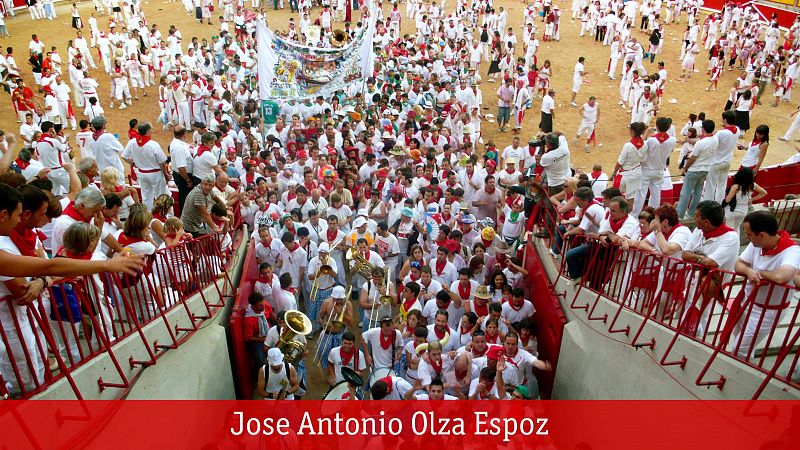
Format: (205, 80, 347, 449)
(277, 310, 312, 365)
(332, 29, 348, 47)
(347, 248, 375, 280)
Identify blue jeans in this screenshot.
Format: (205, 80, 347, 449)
(566, 243, 590, 279)
(289, 0, 298, 12)
(676, 170, 708, 219)
(551, 224, 567, 255)
(497, 106, 511, 126)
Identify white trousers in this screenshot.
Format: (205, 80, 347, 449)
(635, 168, 664, 212)
(138, 171, 168, 211)
(175, 101, 192, 128)
(702, 161, 730, 203)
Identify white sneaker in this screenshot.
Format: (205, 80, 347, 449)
(570, 101, 578, 107)
(565, 277, 582, 286)
(119, 104, 127, 110)
(585, 144, 590, 153)
(109, 103, 114, 109)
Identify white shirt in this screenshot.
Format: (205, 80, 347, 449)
(599, 214, 640, 238)
(539, 141, 571, 187)
(428, 258, 458, 287)
(501, 300, 536, 323)
(688, 135, 718, 172)
(739, 239, 800, 307)
(91, 132, 126, 175)
(362, 327, 403, 368)
(122, 138, 167, 171)
(277, 244, 308, 289)
(685, 227, 740, 271)
(327, 346, 367, 383)
(169, 138, 194, 174)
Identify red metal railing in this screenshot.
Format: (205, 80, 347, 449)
(555, 233, 799, 398)
(0, 234, 238, 399)
(527, 175, 800, 398)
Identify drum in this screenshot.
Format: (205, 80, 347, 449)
(367, 367, 397, 389)
(322, 381, 364, 400)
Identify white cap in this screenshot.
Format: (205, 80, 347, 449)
(332, 285, 346, 298)
(353, 217, 367, 228)
(318, 243, 330, 253)
(288, 180, 298, 187)
(267, 347, 284, 366)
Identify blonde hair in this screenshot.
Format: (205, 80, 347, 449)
(100, 167, 123, 192)
(123, 204, 152, 239)
(164, 217, 184, 234)
(63, 222, 100, 254)
(153, 194, 174, 217)
(564, 177, 580, 192)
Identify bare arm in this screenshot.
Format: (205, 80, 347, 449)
(751, 183, 768, 203)
(0, 251, 144, 277)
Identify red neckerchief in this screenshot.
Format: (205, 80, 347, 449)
(15, 158, 30, 170)
(196, 144, 212, 156)
(486, 333, 499, 344)
(457, 281, 472, 300)
(410, 272, 420, 282)
(430, 355, 443, 374)
(435, 259, 446, 276)
(340, 346, 355, 366)
(473, 300, 489, 317)
(379, 329, 394, 350)
(702, 224, 734, 239)
(286, 287, 296, 294)
(59, 248, 92, 260)
(287, 192, 296, 203)
(256, 273, 273, 285)
(63, 203, 89, 223)
(750, 138, 763, 147)
(590, 170, 602, 179)
(724, 125, 739, 134)
(630, 137, 645, 149)
(762, 231, 797, 256)
(480, 381, 495, 399)
(245, 172, 255, 185)
(9, 226, 40, 257)
(104, 216, 114, 224)
(653, 132, 670, 143)
(117, 233, 145, 247)
(664, 224, 685, 239)
(481, 237, 493, 248)
(326, 228, 338, 243)
(380, 376, 393, 393)
(402, 296, 417, 313)
(434, 326, 446, 340)
(509, 299, 524, 311)
(609, 215, 628, 233)
(472, 345, 487, 358)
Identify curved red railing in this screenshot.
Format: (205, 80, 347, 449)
(0, 233, 238, 400)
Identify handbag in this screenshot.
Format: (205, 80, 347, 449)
(50, 283, 82, 323)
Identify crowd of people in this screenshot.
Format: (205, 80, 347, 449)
(0, 0, 798, 401)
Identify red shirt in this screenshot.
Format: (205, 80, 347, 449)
(12, 86, 35, 111)
(243, 305, 274, 341)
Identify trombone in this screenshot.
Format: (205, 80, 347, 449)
(310, 234, 345, 302)
(368, 267, 394, 330)
(313, 285, 352, 366)
(309, 258, 336, 303)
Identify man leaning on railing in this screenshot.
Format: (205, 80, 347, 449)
(680, 201, 740, 336)
(732, 210, 800, 358)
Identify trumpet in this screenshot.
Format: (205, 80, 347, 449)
(347, 248, 375, 280)
(314, 286, 352, 366)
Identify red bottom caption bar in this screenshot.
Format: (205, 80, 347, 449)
(1, 401, 799, 449)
